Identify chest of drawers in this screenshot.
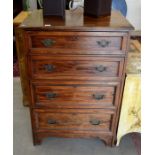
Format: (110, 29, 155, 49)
(15, 9, 133, 146)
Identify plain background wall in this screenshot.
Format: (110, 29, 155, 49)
(126, 0, 141, 30)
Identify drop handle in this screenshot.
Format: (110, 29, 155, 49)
(97, 40, 110, 47)
(44, 64, 55, 72)
(47, 119, 57, 125)
(95, 65, 107, 72)
(46, 92, 57, 100)
(90, 119, 101, 125)
(93, 94, 105, 100)
(42, 39, 56, 47)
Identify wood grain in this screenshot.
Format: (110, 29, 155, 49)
(29, 55, 124, 80)
(33, 109, 115, 132)
(30, 83, 121, 109)
(27, 31, 128, 55)
(15, 28, 30, 106)
(15, 9, 133, 146)
(20, 9, 134, 31)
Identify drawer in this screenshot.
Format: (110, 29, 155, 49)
(33, 109, 115, 132)
(29, 56, 124, 80)
(31, 83, 120, 108)
(27, 32, 128, 55)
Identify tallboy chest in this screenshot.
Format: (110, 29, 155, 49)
(15, 9, 133, 146)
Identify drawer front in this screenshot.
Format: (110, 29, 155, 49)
(31, 84, 120, 108)
(29, 56, 124, 80)
(33, 109, 115, 132)
(27, 32, 128, 55)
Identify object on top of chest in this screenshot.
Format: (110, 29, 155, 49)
(43, 0, 66, 18)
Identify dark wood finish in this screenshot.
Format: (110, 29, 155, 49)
(33, 109, 115, 132)
(20, 9, 133, 31)
(33, 131, 113, 146)
(27, 31, 128, 55)
(15, 9, 133, 146)
(28, 32, 127, 55)
(15, 29, 30, 106)
(29, 56, 124, 80)
(31, 83, 121, 109)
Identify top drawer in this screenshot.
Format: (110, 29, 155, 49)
(27, 32, 128, 55)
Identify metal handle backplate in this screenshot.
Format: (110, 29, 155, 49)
(90, 119, 101, 125)
(47, 119, 57, 124)
(42, 39, 56, 47)
(97, 40, 110, 48)
(93, 94, 105, 100)
(95, 65, 107, 72)
(44, 64, 55, 72)
(46, 92, 57, 100)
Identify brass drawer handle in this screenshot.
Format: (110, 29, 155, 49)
(47, 119, 57, 124)
(95, 65, 107, 72)
(44, 64, 55, 72)
(46, 92, 57, 100)
(93, 94, 105, 100)
(97, 40, 110, 48)
(90, 119, 101, 125)
(42, 39, 56, 47)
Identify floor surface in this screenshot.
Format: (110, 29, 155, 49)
(14, 78, 140, 155)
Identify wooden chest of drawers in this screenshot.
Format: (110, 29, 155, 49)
(15, 9, 133, 146)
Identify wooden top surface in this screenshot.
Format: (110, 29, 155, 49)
(13, 11, 31, 27)
(20, 9, 134, 31)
